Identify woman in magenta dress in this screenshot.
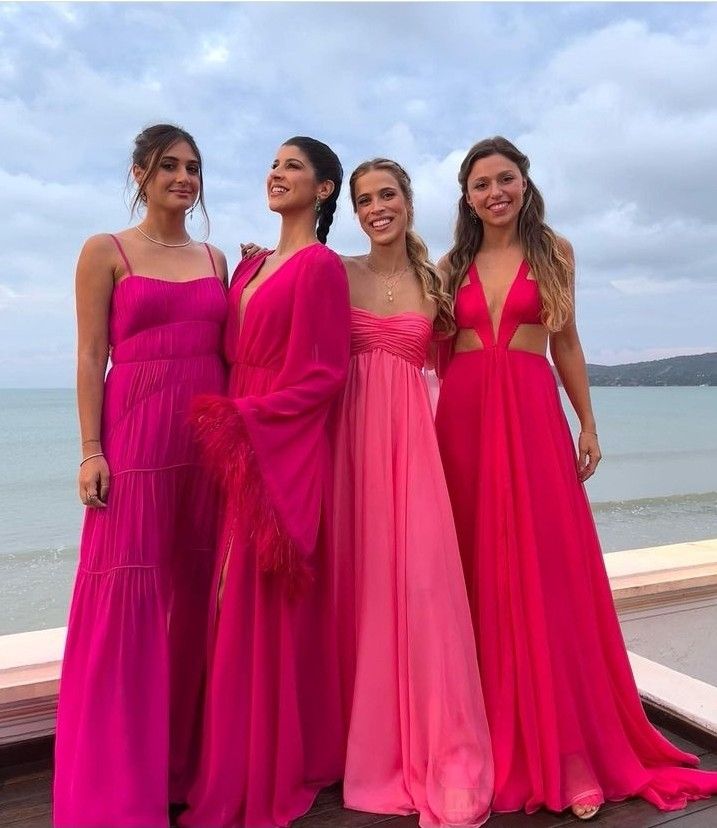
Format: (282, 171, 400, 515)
(181, 137, 350, 828)
(435, 136, 717, 820)
(333, 159, 494, 828)
(53, 124, 228, 827)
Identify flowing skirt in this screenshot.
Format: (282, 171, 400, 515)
(335, 349, 494, 828)
(436, 348, 717, 814)
(54, 355, 224, 828)
(181, 362, 345, 828)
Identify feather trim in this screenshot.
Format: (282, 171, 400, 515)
(190, 394, 312, 594)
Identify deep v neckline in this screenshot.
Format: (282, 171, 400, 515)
(237, 243, 320, 332)
(471, 258, 529, 346)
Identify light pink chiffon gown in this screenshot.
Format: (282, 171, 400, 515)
(54, 237, 227, 827)
(335, 307, 494, 828)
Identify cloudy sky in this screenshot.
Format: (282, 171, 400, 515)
(1, 2, 716, 386)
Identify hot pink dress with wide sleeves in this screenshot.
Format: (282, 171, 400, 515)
(53, 238, 227, 828)
(435, 259, 717, 814)
(181, 243, 351, 828)
(334, 308, 494, 828)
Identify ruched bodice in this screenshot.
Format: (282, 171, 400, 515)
(455, 260, 541, 349)
(109, 275, 226, 363)
(350, 307, 431, 369)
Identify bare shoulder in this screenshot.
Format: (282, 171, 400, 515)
(81, 233, 118, 257)
(206, 243, 229, 282)
(77, 233, 123, 277)
(555, 234, 575, 263)
(435, 254, 451, 287)
(340, 254, 365, 273)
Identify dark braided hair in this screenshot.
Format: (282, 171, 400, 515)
(283, 136, 343, 244)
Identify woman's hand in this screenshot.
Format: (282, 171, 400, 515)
(78, 455, 110, 507)
(577, 431, 602, 482)
(240, 242, 268, 260)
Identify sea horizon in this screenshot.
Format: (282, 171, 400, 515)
(1, 386, 716, 635)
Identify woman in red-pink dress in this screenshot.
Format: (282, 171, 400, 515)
(435, 136, 717, 821)
(181, 137, 350, 828)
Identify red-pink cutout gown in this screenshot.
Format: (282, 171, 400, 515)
(53, 240, 227, 828)
(334, 308, 494, 827)
(181, 243, 351, 828)
(435, 259, 717, 814)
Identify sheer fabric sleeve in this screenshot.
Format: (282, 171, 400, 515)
(192, 247, 351, 591)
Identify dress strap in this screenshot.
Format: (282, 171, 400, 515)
(467, 261, 480, 285)
(517, 258, 531, 280)
(109, 234, 132, 277)
(204, 243, 218, 277)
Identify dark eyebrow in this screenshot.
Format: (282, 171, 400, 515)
(161, 155, 199, 164)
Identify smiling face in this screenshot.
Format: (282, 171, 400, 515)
(134, 139, 200, 212)
(465, 152, 527, 228)
(267, 144, 334, 215)
(352, 168, 410, 246)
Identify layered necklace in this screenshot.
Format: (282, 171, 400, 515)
(366, 257, 412, 303)
(135, 225, 192, 248)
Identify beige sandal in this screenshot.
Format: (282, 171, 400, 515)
(571, 800, 601, 821)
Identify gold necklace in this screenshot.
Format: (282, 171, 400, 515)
(135, 225, 192, 248)
(366, 257, 412, 303)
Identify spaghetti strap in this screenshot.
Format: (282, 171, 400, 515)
(203, 243, 218, 277)
(517, 258, 531, 280)
(109, 234, 132, 277)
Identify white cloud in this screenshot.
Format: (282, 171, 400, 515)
(0, 2, 715, 386)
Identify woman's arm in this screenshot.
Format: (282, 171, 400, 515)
(75, 235, 115, 505)
(549, 240, 602, 482)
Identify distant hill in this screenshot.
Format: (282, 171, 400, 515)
(586, 352, 717, 386)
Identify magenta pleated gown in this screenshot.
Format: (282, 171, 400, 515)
(334, 308, 494, 828)
(181, 243, 351, 828)
(53, 239, 227, 828)
(435, 259, 717, 814)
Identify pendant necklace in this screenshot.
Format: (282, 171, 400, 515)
(366, 257, 412, 303)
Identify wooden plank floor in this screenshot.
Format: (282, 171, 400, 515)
(1, 726, 716, 828)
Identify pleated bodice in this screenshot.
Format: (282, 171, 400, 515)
(109, 275, 226, 363)
(350, 307, 431, 368)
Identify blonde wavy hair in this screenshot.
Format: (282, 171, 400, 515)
(349, 158, 455, 336)
(446, 137, 573, 332)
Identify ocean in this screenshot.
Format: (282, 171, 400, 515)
(1, 387, 716, 635)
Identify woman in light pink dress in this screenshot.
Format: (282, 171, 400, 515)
(54, 124, 228, 827)
(334, 159, 494, 828)
(435, 135, 717, 820)
(181, 137, 350, 828)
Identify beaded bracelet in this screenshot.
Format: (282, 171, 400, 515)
(80, 452, 104, 467)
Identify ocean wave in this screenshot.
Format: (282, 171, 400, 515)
(591, 491, 717, 512)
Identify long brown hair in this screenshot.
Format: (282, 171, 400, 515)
(127, 123, 209, 229)
(446, 136, 573, 332)
(349, 158, 455, 336)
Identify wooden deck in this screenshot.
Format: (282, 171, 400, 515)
(1, 725, 716, 828)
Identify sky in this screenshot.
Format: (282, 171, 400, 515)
(1, 1, 716, 387)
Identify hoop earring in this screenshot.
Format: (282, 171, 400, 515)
(315, 197, 323, 214)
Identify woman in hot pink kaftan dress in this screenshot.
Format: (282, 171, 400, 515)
(182, 241, 350, 828)
(333, 159, 493, 828)
(183, 138, 349, 828)
(54, 148, 227, 827)
(435, 137, 717, 818)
